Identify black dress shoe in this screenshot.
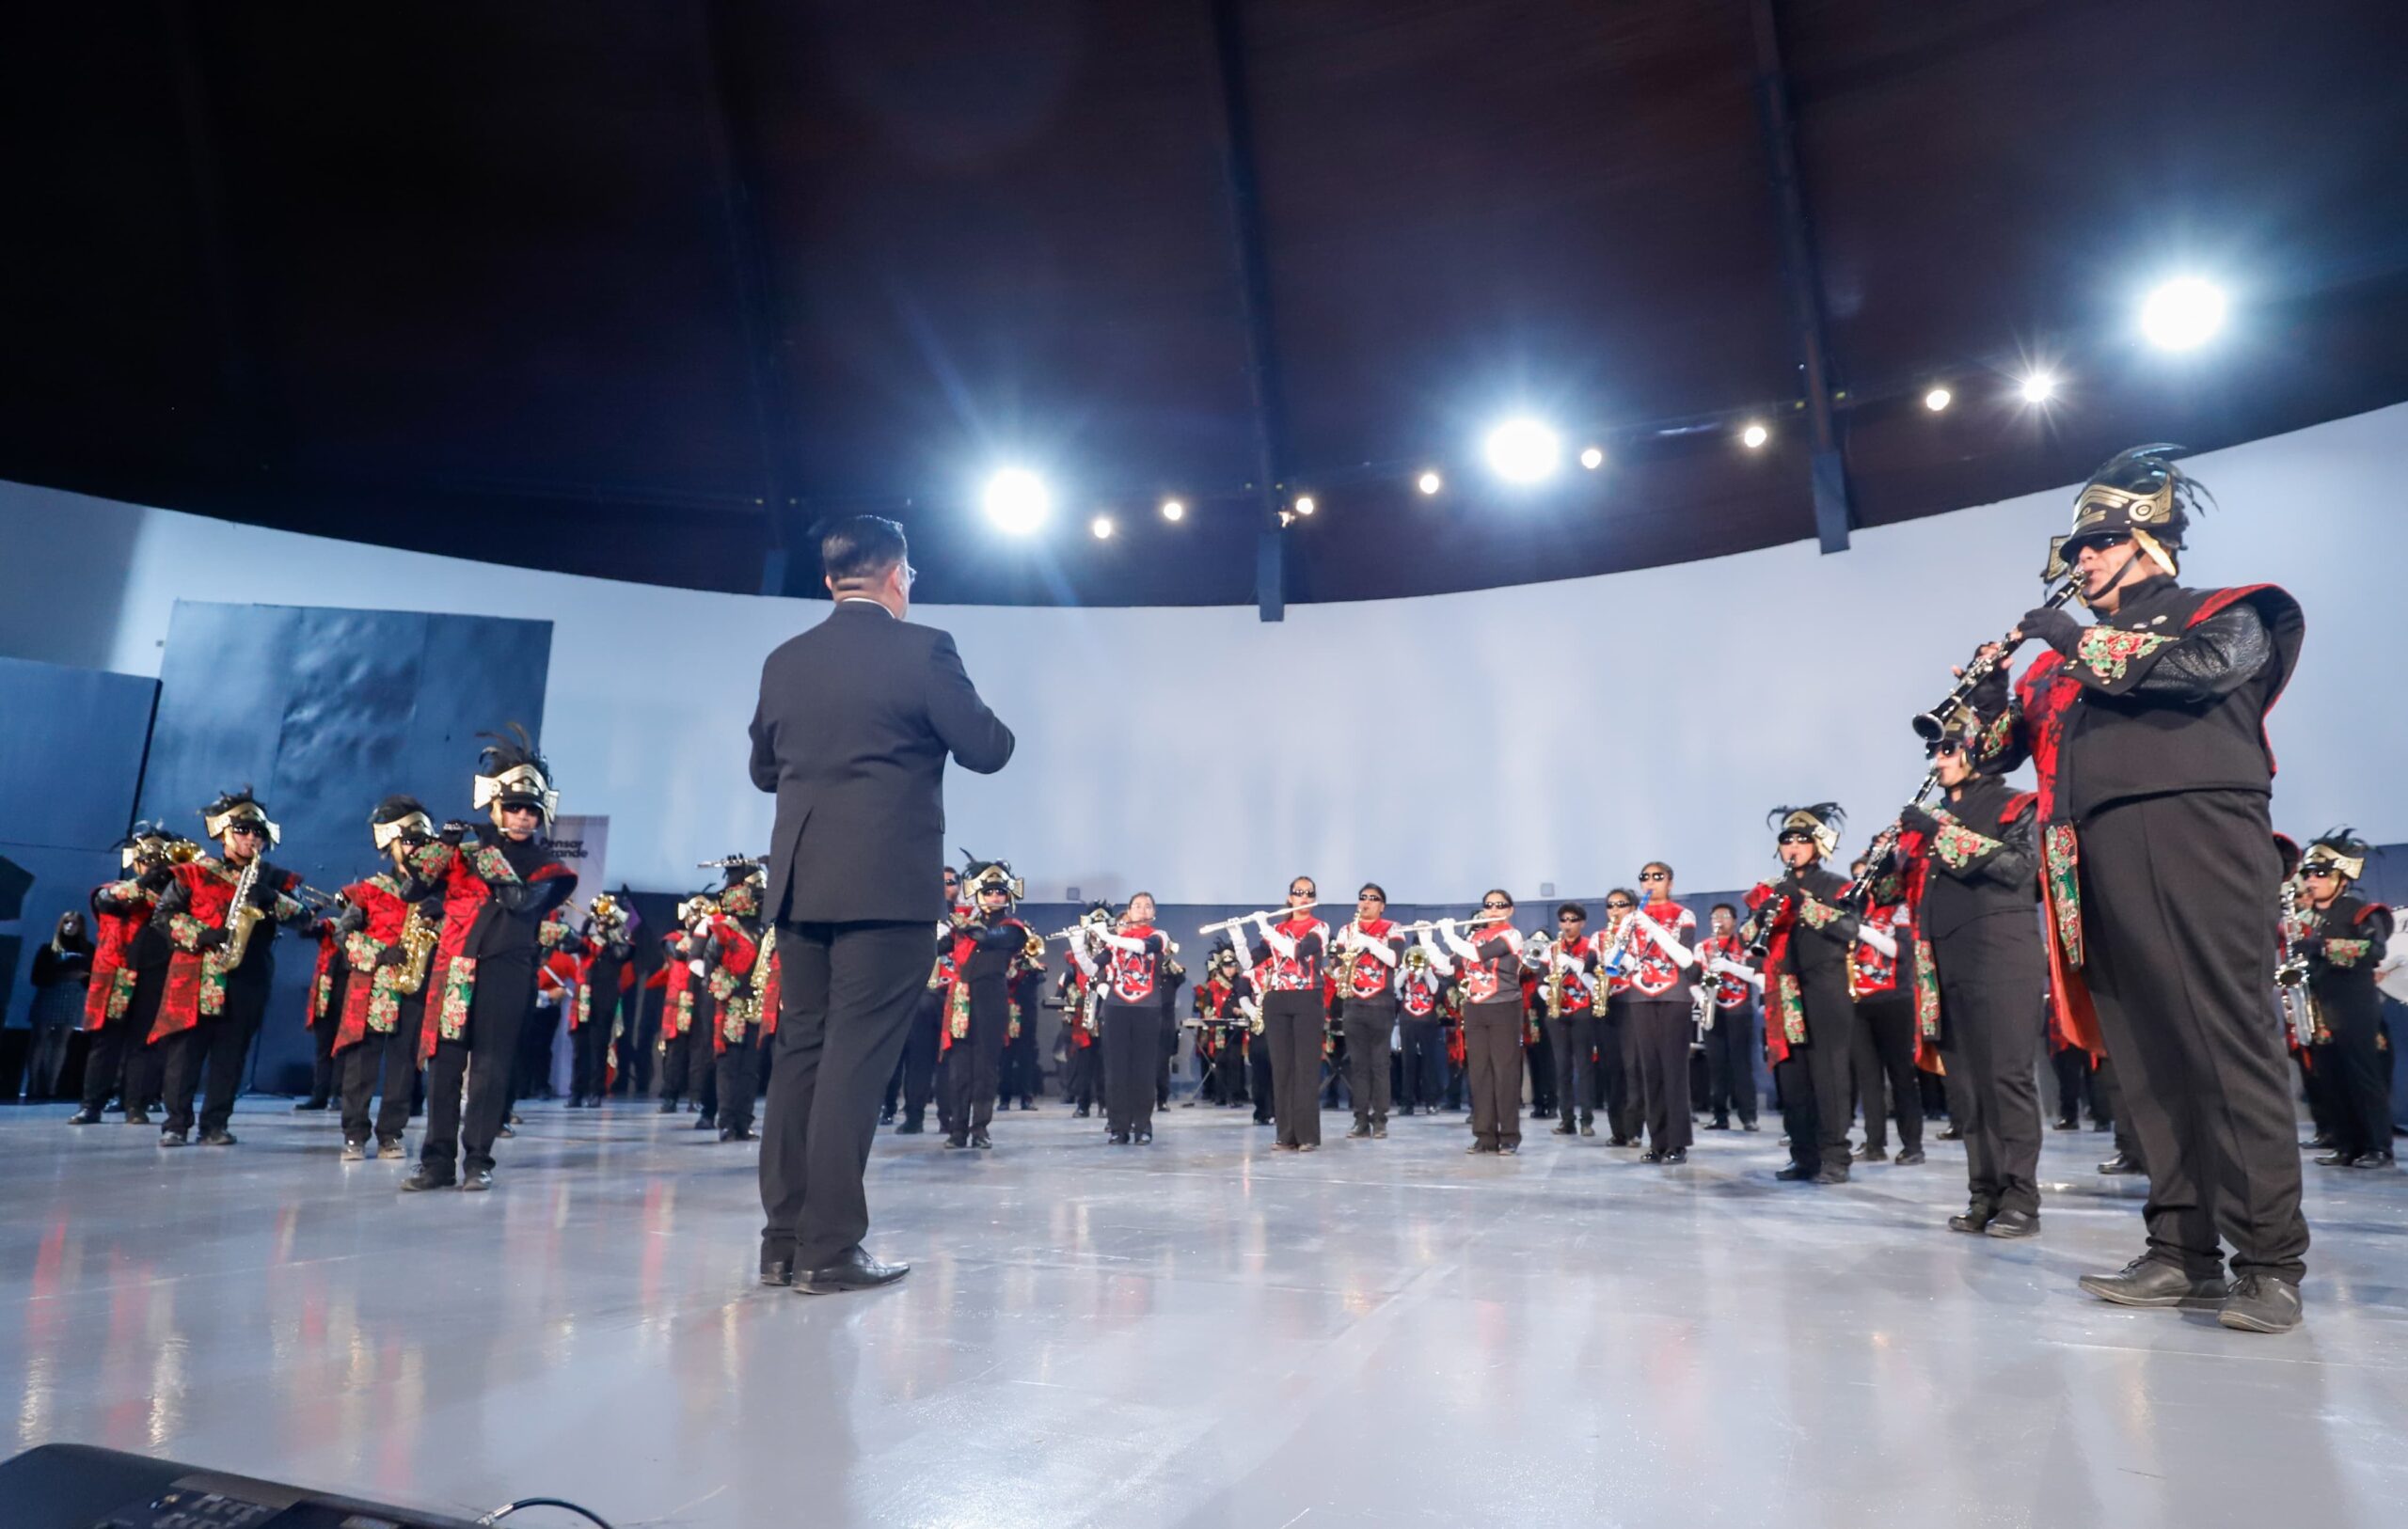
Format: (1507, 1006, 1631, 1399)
(2353, 1151, 2394, 1170)
(1854, 1144, 1887, 1163)
(341, 1141, 365, 1162)
(159, 1129, 189, 1148)
(1893, 1147, 1926, 1166)
(2052, 1117, 2079, 1131)
(799, 1246, 910, 1295)
(1934, 1125, 1961, 1142)
(1986, 1208, 2039, 1239)
(68, 1108, 102, 1125)
(2098, 1152, 2146, 1174)
(1550, 1124, 1576, 1136)
(1299, 1142, 1318, 1152)
(895, 1117, 923, 1134)
(1661, 1148, 1687, 1165)
(2301, 1133, 2332, 1150)
(1018, 1099, 1036, 1111)
(2315, 1149, 2360, 1166)
(295, 1098, 329, 1112)
(1073, 1105, 1091, 1119)
(722, 1126, 756, 1143)
(1579, 1123, 1595, 1138)
(1640, 1150, 1661, 1163)
(508, 1112, 524, 1126)
(1398, 1105, 1416, 1117)
(1774, 1163, 1815, 1182)
(199, 1129, 238, 1146)
(1370, 1124, 1386, 1140)
(972, 1131, 993, 1149)
(2217, 1273, 2304, 1333)
(496, 1125, 515, 1139)
(760, 1253, 795, 1287)
(1498, 1144, 1518, 1156)
(1135, 1130, 1152, 1145)
(2079, 1255, 2226, 1308)
(878, 1106, 895, 1124)
(1466, 1142, 1492, 1154)
(1608, 1135, 1634, 1148)
(1813, 1165, 1849, 1185)
(694, 1112, 716, 1130)
(461, 1170, 494, 1191)
(660, 1098, 680, 1114)
(1704, 1118, 1730, 1131)
(378, 1138, 405, 1159)
(1348, 1123, 1371, 1139)
(125, 1110, 152, 1126)
(1109, 1131, 1131, 1145)
(1741, 1120, 1760, 1132)
(401, 1166, 455, 1192)
(1947, 1206, 1995, 1234)
(943, 1135, 969, 1149)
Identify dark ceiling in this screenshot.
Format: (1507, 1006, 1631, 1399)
(6, 1, 2404, 607)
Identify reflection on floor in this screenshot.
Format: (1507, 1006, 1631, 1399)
(4, 1095, 2405, 1528)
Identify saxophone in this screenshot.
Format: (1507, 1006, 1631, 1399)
(390, 902, 442, 996)
(213, 856, 265, 974)
(2275, 878, 2323, 1048)
(1334, 919, 1366, 1001)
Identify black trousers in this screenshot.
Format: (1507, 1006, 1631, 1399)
(1933, 918, 2046, 1217)
(1628, 998, 1695, 1153)
(1208, 1033, 1248, 1103)
(2320, 998, 2393, 1160)
(2051, 1043, 2095, 1126)
(1594, 999, 1639, 1141)
(161, 974, 271, 1136)
(1397, 1018, 1445, 1111)
(1464, 1002, 1523, 1148)
(1157, 1004, 1178, 1109)
(1341, 1001, 1397, 1125)
(1262, 991, 1323, 1146)
(340, 1007, 422, 1145)
(512, 997, 562, 1106)
(1101, 1001, 1156, 1138)
(80, 1017, 159, 1115)
(759, 920, 940, 1270)
(571, 979, 621, 1100)
(1524, 1023, 1555, 1114)
(716, 1024, 765, 1133)
(1703, 1001, 1757, 1125)
(881, 990, 943, 1124)
(420, 952, 534, 1175)
(304, 1010, 339, 1104)
(1546, 1014, 1599, 1127)
(2099, 1057, 2143, 1165)
(997, 1015, 1039, 1104)
(1063, 1036, 1099, 1109)
(1852, 992, 1924, 1153)
(1248, 1032, 1275, 1120)
(2078, 789, 2307, 1284)
(943, 984, 1007, 1138)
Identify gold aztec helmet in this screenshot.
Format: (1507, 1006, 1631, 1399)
(472, 724, 559, 829)
(370, 795, 435, 853)
(117, 821, 175, 871)
(201, 787, 279, 848)
(1768, 802, 1846, 859)
(961, 854, 1026, 905)
(2299, 828, 2369, 884)
(2046, 442, 2215, 586)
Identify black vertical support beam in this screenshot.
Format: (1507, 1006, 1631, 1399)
(1748, 0, 1854, 554)
(160, 0, 269, 479)
(696, 1, 812, 596)
(1206, 0, 1292, 621)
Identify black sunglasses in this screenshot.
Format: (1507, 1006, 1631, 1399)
(1605, 900, 1634, 911)
(1638, 871, 1668, 882)
(1481, 901, 1510, 911)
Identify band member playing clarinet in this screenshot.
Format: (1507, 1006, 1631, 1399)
(1441, 892, 1526, 1156)
(1333, 884, 1407, 1140)
(1972, 444, 2307, 1332)
(1748, 804, 1860, 1185)
(1251, 879, 1330, 1152)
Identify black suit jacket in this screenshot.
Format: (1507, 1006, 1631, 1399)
(749, 601, 1015, 924)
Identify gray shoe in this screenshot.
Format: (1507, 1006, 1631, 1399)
(2216, 1274, 2304, 1333)
(2079, 1255, 2226, 1308)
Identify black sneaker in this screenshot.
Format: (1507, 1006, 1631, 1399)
(1893, 1147, 1926, 1166)
(159, 1129, 190, 1148)
(2216, 1274, 2304, 1333)
(68, 1108, 102, 1125)
(341, 1141, 366, 1162)
(2078, 1255, 2226, 1308)
(402, 1166, 455, 1192)
(377, 1138, 405, 1159)
(199, 1129, 238, 1147)
(1661, 1148, 1687, 1165)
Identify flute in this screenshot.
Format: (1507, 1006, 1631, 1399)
(1196, 902, 1321, 936)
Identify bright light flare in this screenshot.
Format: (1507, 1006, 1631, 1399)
(2018, 370, 2058, 405)
(1579, 446, 1605, 470)
(1740, 422, 1769, 449)
(2140, 277, 2227, 351)
(1924, 386, 1953, 412)
(1292, 495, 1317, 516)
(1159, 498, 1185, 522)
(1416, 470, 1443, 496)
(1483, 418, 1561, 483)
(982, 468, 1050, 534)
(1090, 515, 1115, 541)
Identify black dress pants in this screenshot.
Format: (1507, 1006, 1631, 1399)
(1524, 1022, 1555, 1115)
(1546, 1014, 1599, 1128)
(881, 990, 943, 1125)
(2321, 1001, 2393, 1161)
(511, 997, 562, 1106)
(1341, 1001, 1397, 1126)
(161, 974, 270, 1136)
(1852, 992, 1924, 1153)
(1064, 1037, 1099, 1110)
(715, 1024, 765, 1134)
(997, 1017, 1039, 1104)
(420, 953, 534, 1176)
(79, 1017, 154, 1115)
(1263, 991, 1323, 1147)
(1398, 1018, 1445, 1111)
(1934, 932, 2045, 1217)
(2077, 789, 2307, 1284)
(1628, 998, 1695, 1153)
(1101, 1001, 1156, 1139)
(304, 1010, 339, 1105)
(2050, 1043, 2093, 1127)
(659, 1018, 702, 1103)
(1795, 971, 1858, 1174)
(942, 984, 1007, 1138)
(1703, 1001, 1758, 1126)
(571, 979, 621, 1100)
(341, 1017, 421, 1145)
(1464, 1002, 1523, 1149)
(759, 920, 943, 1271)
(1596, 998, 1639, 1141)
(1248, 1032, 1275, 1121)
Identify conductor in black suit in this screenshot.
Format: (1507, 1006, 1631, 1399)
(750, 515, 1015, 1293)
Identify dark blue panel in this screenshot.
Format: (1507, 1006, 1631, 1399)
(0, 844, 118, 1030)
(139, 601, 550, 1092)
(0, 655, 157, 850)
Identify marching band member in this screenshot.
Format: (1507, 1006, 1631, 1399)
(1695, 904, 1760, 1131)
(1440, 891, 1526, 1156)
(884, 867, 966, 1132)
(1240, 947, 1275, 1125)
(706, 862, 768, 1143)
(1972, 444, 2307, 1331)
(2290, 830, 2393, 1169)
(1054, 936, 1103, 1118)
(1075, 892, 1171, 1145)
(334, 797, 442, 1161)
(1592, 889, 1641, 1144)
(1395, 932, 1451, 1117)
(1332, 884, 1407, 1140)
(1898, 719, 2044, 1237)
(998, 953, 1046, 1112)
(1747, 804, 1860, 1185)
(151, 788, 310, 1148)
(1845, 857, 1926, 1167)
(1250, 878, 1331, 1152)
(1192, 940, 1251, 1108)
(1531, 903, 1600, 1138)
(295, 907, 349, 1113)
(938, 859, 1038, 1149)
(1624, 862, 1700, 1165)
(568, 892, 636, 1107)
(402, 729, 578, 1191)
(69, 825, 176, 1127)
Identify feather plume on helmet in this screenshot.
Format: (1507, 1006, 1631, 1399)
(1767, 802, 1846, 859)
(472, 722, 559, 828)
(2300, 827, 2371, 885)
(2047, 443, 2216, 587)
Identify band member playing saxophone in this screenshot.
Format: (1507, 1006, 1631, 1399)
(1531, 903, 1601, 1138)
(1333, 884, 1407, 1140)
(334, 797, 444, 1161)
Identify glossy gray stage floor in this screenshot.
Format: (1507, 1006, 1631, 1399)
(6, 1096, 2405, 1529)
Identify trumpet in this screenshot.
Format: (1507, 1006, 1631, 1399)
(1910, 571, 2081, 740)
(1196, 902, 1320, 936)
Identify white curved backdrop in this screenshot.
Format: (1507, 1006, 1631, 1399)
(4, 403, 2401, 898)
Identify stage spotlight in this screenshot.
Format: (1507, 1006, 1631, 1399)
(1091, 515, 1115, 541)
(1740, 422, 1769, 449)
(1484, 418, 1560, 483)
(2140, 276, 2227, 351)
(2018, 370, 2058, 405)
(1160, 498, 1185, 522)
(1416, 470, 1442, 496)
(1292, 495, 1317, 516)
(1579, 446, 1604, 470)
(1924, 386, 1953, 412)
(982, 468, 1050, 534)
